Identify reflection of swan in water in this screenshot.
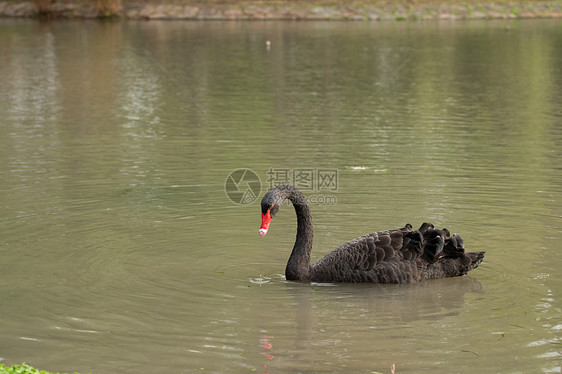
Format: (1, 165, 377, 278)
(290, 275, 484, 329)
(279, 276, 484, 372)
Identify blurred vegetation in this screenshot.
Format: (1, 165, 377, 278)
(33, 0, 54, 14)
(95, 0, 121, 15)
(28, 0, 122, 16)
(21, 0, 558, 18)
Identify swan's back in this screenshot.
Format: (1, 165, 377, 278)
(309, 223, 484, 283)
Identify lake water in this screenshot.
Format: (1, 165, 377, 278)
(0, 18, 561, 374)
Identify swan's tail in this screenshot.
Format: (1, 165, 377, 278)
(426, 250, 485, 279)
(467, 251, 485, 271)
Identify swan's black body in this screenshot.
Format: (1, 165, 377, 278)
(259, 185, 484, 283)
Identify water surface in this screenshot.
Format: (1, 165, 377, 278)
(0, 19, 561, 373)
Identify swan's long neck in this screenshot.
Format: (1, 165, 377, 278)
(285, 190, 313, 281)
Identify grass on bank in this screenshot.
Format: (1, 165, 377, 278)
(0, 363, 79, 374)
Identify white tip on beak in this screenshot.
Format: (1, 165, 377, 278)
(258, 228, 268, 237)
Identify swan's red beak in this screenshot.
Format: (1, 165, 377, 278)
(259, 209, 272, 237)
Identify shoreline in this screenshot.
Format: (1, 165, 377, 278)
(1, 1, 561, 20)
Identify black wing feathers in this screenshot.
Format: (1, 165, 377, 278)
(347, 222, 471, 269)
(310, 222, 482, 283)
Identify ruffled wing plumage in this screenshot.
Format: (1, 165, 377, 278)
(309, 223, 484, 283)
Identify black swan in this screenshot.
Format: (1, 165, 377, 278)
(258, 185, 485, 283)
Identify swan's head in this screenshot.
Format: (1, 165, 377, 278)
(258, 188, 283, 236)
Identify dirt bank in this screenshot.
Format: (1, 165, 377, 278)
(1, 0, 561, 20)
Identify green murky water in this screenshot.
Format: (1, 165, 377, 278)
(1, 19, 561, 373)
